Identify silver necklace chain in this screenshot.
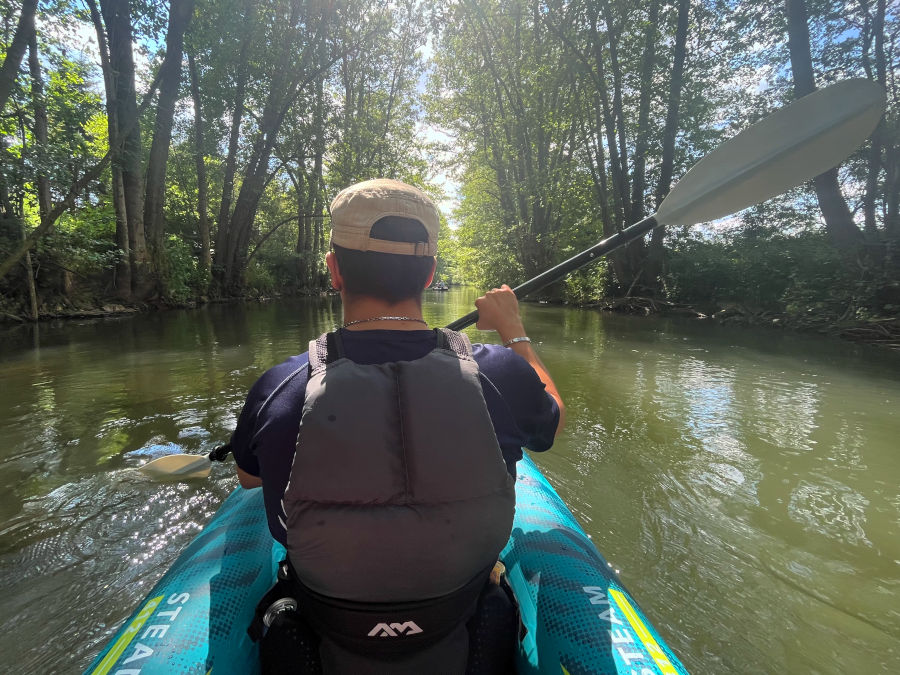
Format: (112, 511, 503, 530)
(341, 315, 428, 328)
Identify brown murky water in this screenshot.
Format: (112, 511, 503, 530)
(0, 289, 898, 672)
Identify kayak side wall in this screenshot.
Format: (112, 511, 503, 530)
(504, 455, 689, 675)
(84, 488, 282, 675)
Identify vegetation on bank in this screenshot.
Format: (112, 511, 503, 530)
(0, 1, 897, 346)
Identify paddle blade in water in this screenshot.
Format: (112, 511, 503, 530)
(656, 78, 886, 226)
(139, 454, 211, 480)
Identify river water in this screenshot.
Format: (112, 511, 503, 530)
(0, 288, 897, 673)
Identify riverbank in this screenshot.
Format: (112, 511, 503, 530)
(2, 291, 898, 351)
(0, 289, 326, 324)
(584, 296, 900, 351)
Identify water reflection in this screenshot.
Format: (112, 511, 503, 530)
(523, 313, 900, 673)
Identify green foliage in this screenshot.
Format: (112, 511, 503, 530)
(244, 261, 277, 296)
(2, 0, 897, 331)
(449, 160, 524, 289)
(37, 54, 104, 197)
(253, 246, 304, 294)
(564, 263, 609, 306)
(429, 0, 586, 279)
(163, 235, 208, 302)
(434, 217, 458, 283)
(38, 206, 120, 279)
(664, 227, 894, 322)
(326, 2, 430, 189)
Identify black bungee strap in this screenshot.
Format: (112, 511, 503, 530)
(284, 558, 490, 657)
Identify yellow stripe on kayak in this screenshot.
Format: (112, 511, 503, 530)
(89, 595, 164, 675)
(609, 588, 678, 675)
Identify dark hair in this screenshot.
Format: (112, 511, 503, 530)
(332, 216, 435, 304)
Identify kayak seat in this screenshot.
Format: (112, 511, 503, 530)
(464, 576, 518, 674)
(250, 562, 518, 674)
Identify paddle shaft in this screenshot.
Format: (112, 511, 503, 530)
(445, 215, 658, 331)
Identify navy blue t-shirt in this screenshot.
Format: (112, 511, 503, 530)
(231, 329, 559, 545)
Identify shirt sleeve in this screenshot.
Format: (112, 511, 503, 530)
(230, 355, 309, 477)
(230, 381, 268, 477)
(473, 343, 559, 453)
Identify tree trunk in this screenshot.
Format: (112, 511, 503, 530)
(785, 0, 864, 250)
(101, 0, 150, 295)
(630, 0, 660, 224)
(647, 0, 690, 288)
(310, 78, 325, 289)
(27, 31, 51, 218)
(588, 12, 622, 235)
(213, 0, 257, 288)
(188, 51, 211, 276)
(588, 5, 632, 289)
(111, 168, 131, 294)
(584, 106, 611, 229)
(597, 1, 649, 292)
(24, 28, 50, 318)
(87, 0, 131, 297)
(144, 0, 195, 292)
(602, 0, 632, 228)
(289, 168, 305, 255)
(861, 0, 886, 238)
(213, 75, 247, 281)
(0, 0, 38, 111)
(0, 163, 37, 318)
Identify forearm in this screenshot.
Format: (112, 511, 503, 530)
(475, 284, 565, 436)
(500, 330, 566, 436)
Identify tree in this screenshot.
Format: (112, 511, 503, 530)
(213, 0, 338, 291)
(187, 50, 211, 276)
(23, 27, 48, 318)
(786, 0, 865, 250)
(99, 0, 150, 297)
(144, 0, 195, 293)
(0, 0, 37, 111)
(646, 0, 691, 285)
(87, 0, 131, 295)
(434, 0, 702, 294)
(432, 0, 582, 281)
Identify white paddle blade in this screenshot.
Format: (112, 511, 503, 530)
(657, 78, 886, 226)
(139, 454, 211, 479)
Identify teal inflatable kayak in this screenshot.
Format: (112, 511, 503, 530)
(86, 455, 688, 674)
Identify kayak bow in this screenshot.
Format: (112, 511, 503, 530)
(87, 455, 688, 675)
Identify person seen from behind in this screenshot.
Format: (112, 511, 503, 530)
(230, 178, 564, 673)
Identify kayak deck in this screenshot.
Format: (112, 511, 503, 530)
(86, 455, 688, 674)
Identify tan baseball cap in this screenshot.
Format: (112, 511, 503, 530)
(329, 179, 439, 256)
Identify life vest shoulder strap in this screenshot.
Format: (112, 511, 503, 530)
(307, 327, 473, 373)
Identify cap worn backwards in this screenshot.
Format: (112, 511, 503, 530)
(329, 178, 440, 257)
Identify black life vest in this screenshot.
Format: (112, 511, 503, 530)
(280, 328, 516, 673)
